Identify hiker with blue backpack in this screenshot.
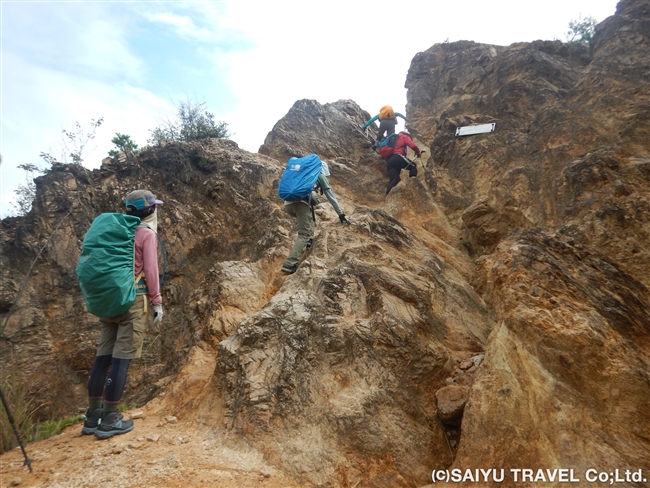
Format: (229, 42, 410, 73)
(361, 105, 406, 147)
(76, 190, 164, 439)
(278, 155, 350, 275)
(378, 130, 423, 195)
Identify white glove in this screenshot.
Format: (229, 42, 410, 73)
(152, 304, 163, 327)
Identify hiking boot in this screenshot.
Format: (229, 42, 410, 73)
(81, 408, 103, 435)
(306, 238, 313, 249)
(281, 265, 297, 274)
(94, 412, 134, 439)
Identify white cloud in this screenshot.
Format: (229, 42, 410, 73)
(146, 12, 215, 41)
(76, 19, 144, 78)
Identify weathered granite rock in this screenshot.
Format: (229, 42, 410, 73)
(435, 385, 470, 425)
(406, 0, 650, 292)
(258, 99, 373, 163)
(216, 207, 493, 486)
(445, 228, 650, 487)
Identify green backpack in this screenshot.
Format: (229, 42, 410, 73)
(76, 213, 141, 317)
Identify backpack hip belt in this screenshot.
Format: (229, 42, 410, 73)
(135, 272, 148, 313)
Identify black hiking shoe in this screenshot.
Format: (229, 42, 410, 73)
(281, 265, 297, 274)
(81, 408, 103, 435)
(306, 238, 313, 249)
(94, 412, 134, 439)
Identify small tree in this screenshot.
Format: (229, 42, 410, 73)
(12, 163, 44, 216)
(108, 133, 140, 157)
(148, 99, 230, 146)
(41, 117, 104, 165)
(566, 14, 597, 44)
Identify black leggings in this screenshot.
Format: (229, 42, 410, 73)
(88, 355, 132, 403)
(385, 155, 417, 195)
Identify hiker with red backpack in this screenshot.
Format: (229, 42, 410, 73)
(379, 131, 423, 195)
(78, 190, 164, 439)
(361, 105, 406, 147)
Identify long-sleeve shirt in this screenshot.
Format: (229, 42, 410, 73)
(362, 112, 406, 129)
(393, 134, 421, 157)
(134, 226, 162, 305)
(316, 173, 343, 216)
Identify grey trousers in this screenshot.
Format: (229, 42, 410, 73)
(283, 202, 314, 268)
(376, 118, 398, 142)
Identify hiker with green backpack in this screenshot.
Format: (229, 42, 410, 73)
(76, 190, 164, 439)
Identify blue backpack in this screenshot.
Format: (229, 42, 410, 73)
(278, 154, 323, 201)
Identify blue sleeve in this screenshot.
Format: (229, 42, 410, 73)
(395, 113, 406, 120)
(362, 114, 379, 129)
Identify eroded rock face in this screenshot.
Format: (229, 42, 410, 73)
(406, 0, 650, 291)
(216, 207, 493, 486)
(449, 229, 650, 487)
(259, 99, 374, 163)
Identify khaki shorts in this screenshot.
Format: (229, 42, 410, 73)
(97, 294, 149, 359)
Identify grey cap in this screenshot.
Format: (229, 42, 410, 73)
(124, 190, 163, 210)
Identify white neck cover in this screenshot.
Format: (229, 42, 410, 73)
(141, 208, 158, 233)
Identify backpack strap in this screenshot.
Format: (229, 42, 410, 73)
(398, 154, 416, 169)
(300, 194, 317, 223)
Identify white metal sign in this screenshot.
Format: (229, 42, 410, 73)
(455, 123, 496, 137)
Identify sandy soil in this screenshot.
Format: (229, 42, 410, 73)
(0, 408, 305, 488)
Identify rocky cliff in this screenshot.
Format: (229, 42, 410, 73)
(1, 1, 648, 487)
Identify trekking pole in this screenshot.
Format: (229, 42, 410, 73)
(0, 385, 33, 473)
(412, 149, 426, 169)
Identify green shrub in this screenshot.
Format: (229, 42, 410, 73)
(0, 371, 84, 452)
(566, 14, 597, 44)
(108, 133, 140, 157)
(148, 99, 230, 146)
(11, 163, 44, 216)
(29, 415, 83, 442)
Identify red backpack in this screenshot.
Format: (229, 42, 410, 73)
(378, 133, 399, 159)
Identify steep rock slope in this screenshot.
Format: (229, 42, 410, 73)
(401, 0, 650, 485)
(406, 0, 650, 291)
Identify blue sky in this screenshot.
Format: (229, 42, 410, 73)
(1, 0, 618, 216)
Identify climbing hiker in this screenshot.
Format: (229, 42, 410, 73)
(361, 105, 406, 146)
(80, 190, 164, 439)
(382, 130, 423, 195)
(280, 159, 349, 275)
